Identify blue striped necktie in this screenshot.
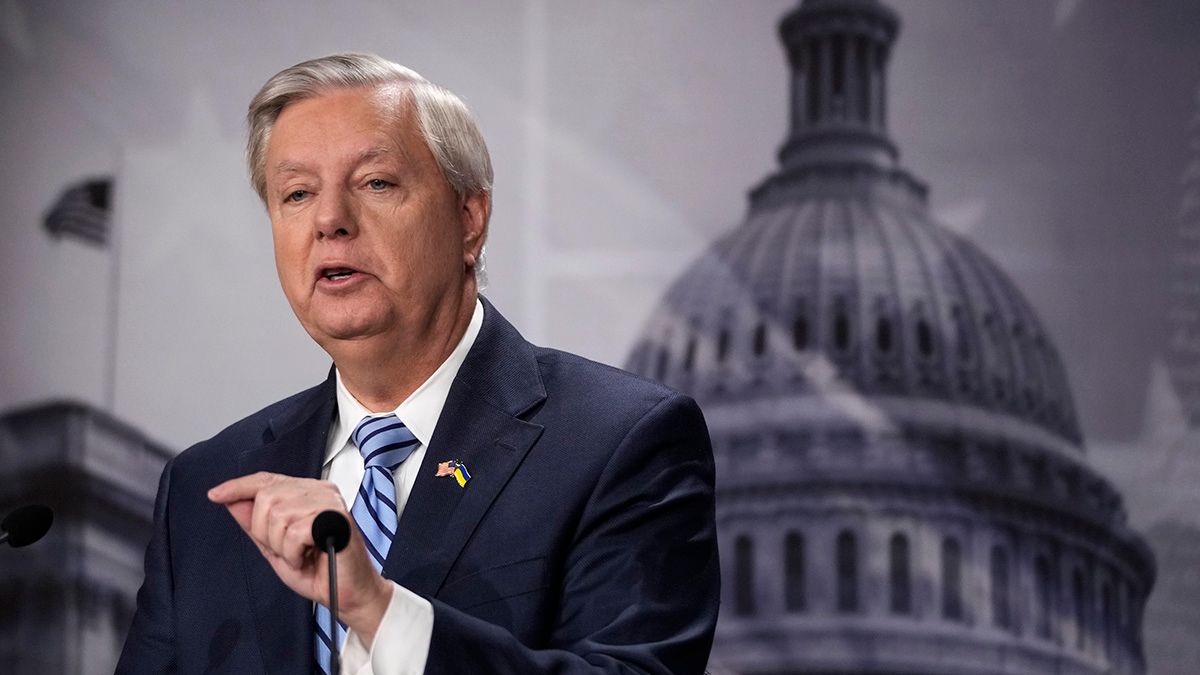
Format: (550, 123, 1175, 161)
(314, 414, 418, 674)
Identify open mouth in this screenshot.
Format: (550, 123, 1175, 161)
(323, 268, 355, 281)
(317, 265, 362, 284)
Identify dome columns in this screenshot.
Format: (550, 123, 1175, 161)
(713, 482, 1152, 674)
(778, 0, 901, 172)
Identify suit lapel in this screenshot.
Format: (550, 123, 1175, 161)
(237, 375, 335, 674)
(385, 297, 547, 597)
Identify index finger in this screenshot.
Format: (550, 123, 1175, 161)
(207, 471, 279, 504)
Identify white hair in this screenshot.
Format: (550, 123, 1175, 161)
(246, 53, 493, 287)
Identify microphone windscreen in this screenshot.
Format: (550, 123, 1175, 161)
(311, 510, 351, 553)
(2, 504, 54, 548)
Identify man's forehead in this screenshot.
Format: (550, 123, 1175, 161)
(266, 90, 420, 175)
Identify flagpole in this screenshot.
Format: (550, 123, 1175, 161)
(104, 180, 121, 412)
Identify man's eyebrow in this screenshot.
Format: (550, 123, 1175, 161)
(355, 147, 391, 163)
(273, 160, 308, 175)
(272, 148, 393, 176)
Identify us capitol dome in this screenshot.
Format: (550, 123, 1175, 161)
(626, 1, 1155, 673)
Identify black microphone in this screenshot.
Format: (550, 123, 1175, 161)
(1, 504, 54, 548)
(312, 510, 351, 675)
(312, 510, 351, 553)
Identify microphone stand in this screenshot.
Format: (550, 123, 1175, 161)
(312, 510, 350, 675)
(326, 536, 341, 675)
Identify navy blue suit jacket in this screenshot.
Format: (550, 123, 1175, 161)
(117, 299, 720, 674)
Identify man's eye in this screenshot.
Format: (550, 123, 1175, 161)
(286, 190, 309, 203)
(367, 179, 391, 190)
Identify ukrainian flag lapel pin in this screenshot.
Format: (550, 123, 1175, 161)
(436, 459, 471, 488)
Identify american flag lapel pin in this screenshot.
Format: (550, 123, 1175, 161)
(436, 459, 471, 488)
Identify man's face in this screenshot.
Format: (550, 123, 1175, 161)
(263, 87, 485, 351)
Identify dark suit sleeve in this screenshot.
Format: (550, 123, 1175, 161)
(116, 458, 179, 673)
(423, 393, 720, 675)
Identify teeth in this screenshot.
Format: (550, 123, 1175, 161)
(325, 270, 353, 280)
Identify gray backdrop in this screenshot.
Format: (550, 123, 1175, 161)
(2, 1, 1197, 673)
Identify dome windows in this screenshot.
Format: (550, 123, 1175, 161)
(1034, 335, 1062, 426)
(942, 537, 964, 621)
(1102, 580, 1115, 659)
(836, 530, 859, 613)
(717, 326, 731, 364)
(832, 297, 853, 354)
(682, 334, 697, 373)
(875, 316, 893, 354)
(785, 531, 806, 612)
(1034, 554, 1054, 639)
(734, 534, 755, 617)
(719, 520, 1141, 663)
(983, 311, 1000, 342)
(912, 301, 938, 366)
(655, 340, 670, 382)
(794, 316, 809, 350)
(950, 304, 979, 398)
(753, 321, 768, 358)
(793, 303, 810, 351)
(1022, 386, 1036, 412)
(982, 312, 1007, 402)
(990, 545, 1012, 630)
(917, 318, 935, 358)
(951, 304, 972, 362)
(834, 313, 852, 352)
(992, 376, 1008, 404)
(889, 533, 911, 615)
(870, 297, 903, 388)
(1072, 567, 1088, 650)
(1011, 321, 1040, 412)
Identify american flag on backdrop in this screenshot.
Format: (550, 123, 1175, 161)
(43, 178, 112, 247)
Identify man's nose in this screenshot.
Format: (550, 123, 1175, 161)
(313, 189, 358, 240)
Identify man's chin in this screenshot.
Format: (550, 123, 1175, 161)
(308, 318, 391, 346)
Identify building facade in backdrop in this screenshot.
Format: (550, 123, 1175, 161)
(628, 1, 1156, 673)
(0, 402, 168, 675)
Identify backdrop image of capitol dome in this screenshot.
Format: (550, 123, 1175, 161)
(627, 1, 1156, 673)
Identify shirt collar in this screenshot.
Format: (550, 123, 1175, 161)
(325, 298, 484, 465)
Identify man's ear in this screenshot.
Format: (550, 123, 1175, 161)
(461, 191, 490, 265)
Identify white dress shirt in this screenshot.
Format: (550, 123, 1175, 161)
(323, 298, 484, 675)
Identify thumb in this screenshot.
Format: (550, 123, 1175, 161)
(223, 499, 255, 533)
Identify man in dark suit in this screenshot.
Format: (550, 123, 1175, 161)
(117, 53, 719, 674)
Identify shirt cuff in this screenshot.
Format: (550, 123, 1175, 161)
(341, 582, 433, 675)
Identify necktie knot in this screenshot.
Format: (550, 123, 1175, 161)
(352, 414, 418, 470)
